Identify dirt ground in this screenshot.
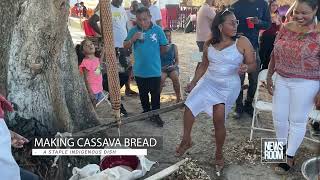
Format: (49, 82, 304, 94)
(72, 28, 319, 180)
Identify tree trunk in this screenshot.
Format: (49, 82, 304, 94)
(1, 0, 100, 133)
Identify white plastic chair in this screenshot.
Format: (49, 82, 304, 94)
(249, 69, 274, 141)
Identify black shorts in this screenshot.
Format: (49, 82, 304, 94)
(196, 41, 205, 52)
(161, 65, 179, 76)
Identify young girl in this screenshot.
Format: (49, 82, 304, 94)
(79, 39, 106, 106)
(160, 28, 182, 103)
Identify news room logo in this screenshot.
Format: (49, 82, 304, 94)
(261, 138, 286, 163)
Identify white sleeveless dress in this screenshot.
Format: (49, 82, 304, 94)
(185, 39, 244, 119)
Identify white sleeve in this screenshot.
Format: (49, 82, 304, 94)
(122, 7, 128, 22)
(154, 6, 162, 21)
(206, 7, 216, 20)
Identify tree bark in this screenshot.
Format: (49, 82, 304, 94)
(1, 0, 101, 133)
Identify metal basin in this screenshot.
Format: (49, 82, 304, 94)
(301, 157, 320, 180)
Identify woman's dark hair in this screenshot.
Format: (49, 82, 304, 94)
(76, 39, 100, 65)
(268, 0, 279, 14)
(136, 6, 151, 16)
(210, 8, 237, 45)
(297, 0, 320, 20)
(75, 44, 85, 66)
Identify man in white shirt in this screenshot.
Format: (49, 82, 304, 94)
(89, 0, 128, 46)
(141, 0, 162, 26)
(110, 0, 128, 49)
(126, 0, 139, 31)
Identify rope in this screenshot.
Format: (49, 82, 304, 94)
(100, 0, 121, 125)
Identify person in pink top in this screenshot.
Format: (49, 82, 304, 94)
(266, 0, 320, 174)
(79, 39, 106, 106)
(196, 0, 216, 53)
(194, 0, 216, 72)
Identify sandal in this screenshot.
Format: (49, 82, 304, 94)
(274, 156, 294, 175)
(175, 141, 193, 157)
(215, 158, 224, 177)
(125, 90, 138, 96)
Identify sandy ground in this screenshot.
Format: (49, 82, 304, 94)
(70, 27, 319, 180)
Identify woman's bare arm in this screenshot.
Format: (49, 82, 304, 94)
(191, 42, 210, 84)
(239, 36, 256, 73)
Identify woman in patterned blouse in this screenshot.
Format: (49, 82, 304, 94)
(266, 0, 320, 174)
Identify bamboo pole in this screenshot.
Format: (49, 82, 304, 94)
(73, 101, 185, 137)
(99, 0, 121, 125)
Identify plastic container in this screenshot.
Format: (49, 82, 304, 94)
(100, 155, 140, 171)
(246, 17, 255, 29)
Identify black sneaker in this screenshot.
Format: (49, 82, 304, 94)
(233, 111, 242, 119)
(150, 115, 164, 127)
(120, 104, 128, 117)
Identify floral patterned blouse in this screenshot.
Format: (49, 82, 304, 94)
(272, 24, 320, 80)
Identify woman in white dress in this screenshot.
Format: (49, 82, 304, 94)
(175, 9, 256, 174)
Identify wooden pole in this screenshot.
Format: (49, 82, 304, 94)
(144, 158, 188, 180)
(73, 101, 185, 137)
(99, 0, 121, 125)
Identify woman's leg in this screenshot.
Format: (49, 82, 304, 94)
(286, 79, 319, 156)
(272, 76, 290, 146)
(212, 104, 226, 164)
(169, 70, 182, 102)
(176, 106, 195, 156)
(259, 36, 267, 70)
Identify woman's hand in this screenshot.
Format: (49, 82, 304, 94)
(315, 92, 320, 109)
(10, 131, 29, 148)
(185, 81, 196, 93)
(266, 77, 274, 95)
(238, 64, 248, 75)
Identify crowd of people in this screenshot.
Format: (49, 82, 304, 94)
(70, 2, 91, 18)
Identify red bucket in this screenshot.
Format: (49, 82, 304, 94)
(100, 155, 140, 171)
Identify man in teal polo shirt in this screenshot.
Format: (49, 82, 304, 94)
(124, 7, 168, 127)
